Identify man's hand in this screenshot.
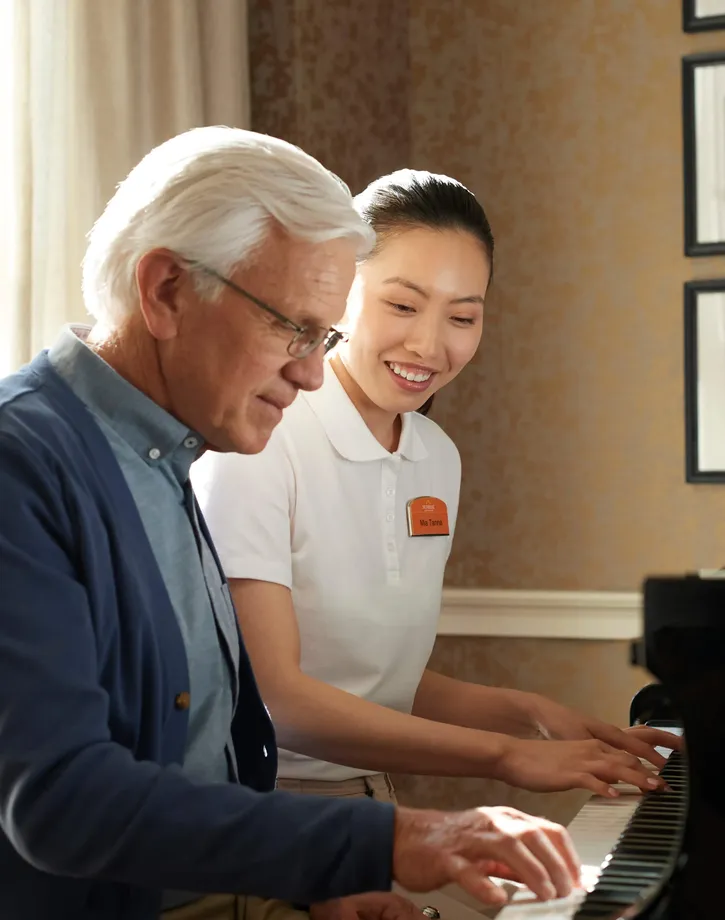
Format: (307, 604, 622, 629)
(310, 892, 422, 920)
(393, 805, 581, 906)
(526, 695, 682, 767)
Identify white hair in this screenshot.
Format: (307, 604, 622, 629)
(82, 126, 375, 326)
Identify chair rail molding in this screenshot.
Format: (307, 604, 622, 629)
(439, 587, 641, 640)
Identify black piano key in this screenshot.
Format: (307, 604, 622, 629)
(576, 906, 628, 919)
(598, 866, 662, 882)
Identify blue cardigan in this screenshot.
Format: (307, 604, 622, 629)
(0, 354, 394, 920)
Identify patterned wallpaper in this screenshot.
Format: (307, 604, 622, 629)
(249, 0, 410, 193)
(249, 0, 725, 810)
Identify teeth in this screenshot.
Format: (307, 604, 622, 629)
(388, 362, 432, 383)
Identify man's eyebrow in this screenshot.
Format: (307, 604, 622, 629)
(285, 306, 333, 329)
(296, 313, 324, 327)
(383, 276, 485, 307)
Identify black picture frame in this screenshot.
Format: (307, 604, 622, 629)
(683, 51, 725, 256)
(684, 0, 725, 32)
(685, 279, 725, 483)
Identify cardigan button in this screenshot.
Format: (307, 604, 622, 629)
(174, 692, 191, 711)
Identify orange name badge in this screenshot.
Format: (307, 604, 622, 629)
(406, 496, 450, 537)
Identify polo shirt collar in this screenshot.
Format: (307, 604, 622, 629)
(302, 360, 428, 463)
(48, 324, 203, 482)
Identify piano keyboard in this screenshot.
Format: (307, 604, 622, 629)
(497, 750, 684, 920)
(572, 751, 685, 919)
(399, 791, 642, 920)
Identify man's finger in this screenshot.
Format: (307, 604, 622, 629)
(441, 854, 508, 906)
(518, 829, 574, 899)
(487, 839, 556, 902)
(539, 822, 581, 887)
(310, 899, 358, 920)
(355, 892, 420, 920)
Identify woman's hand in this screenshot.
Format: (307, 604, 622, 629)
(496, 735, 668, 796)
(526, 695, 682, 767)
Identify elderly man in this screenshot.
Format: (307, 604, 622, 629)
(0, 127, 579, 920)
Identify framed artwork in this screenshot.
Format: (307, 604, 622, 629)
(684, 0, 725, 32)
(684, 279, 725, 482)
(683, 52, 725, 256)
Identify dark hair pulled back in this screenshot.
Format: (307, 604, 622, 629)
(353, 170, 493, 416)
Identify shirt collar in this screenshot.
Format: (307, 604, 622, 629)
(301, 360, 428, 463)
(48, 324, 203, 482)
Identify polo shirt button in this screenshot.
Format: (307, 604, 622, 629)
(386, 488, 394, 496)
(386, 513, 394, 522)
(184, 436, 199, 450)
(148, 447, 161, 460)
(174, 692, 191, 711)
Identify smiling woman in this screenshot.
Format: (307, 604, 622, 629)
(192, 172, 495, 790)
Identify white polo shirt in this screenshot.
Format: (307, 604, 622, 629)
(192, 361, 461, 781)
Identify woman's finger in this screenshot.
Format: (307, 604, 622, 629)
(569, 771, 618, 798)
(595, 747, 666, 789)
(625, 725, 683, 752)
(598, 726, 667, 768)
(611, 763, 666, 792)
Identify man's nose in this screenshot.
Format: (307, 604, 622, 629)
(283, 347, 325, 392)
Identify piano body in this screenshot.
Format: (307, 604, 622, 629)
(496, 573, 724, 920)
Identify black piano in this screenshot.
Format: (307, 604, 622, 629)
(573, 574, 724, 919)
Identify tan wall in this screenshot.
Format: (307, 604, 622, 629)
(249, 0, 410, 193)
(250, 0, 724, 810)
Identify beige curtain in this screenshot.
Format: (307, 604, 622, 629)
(0, 0, 250, 376)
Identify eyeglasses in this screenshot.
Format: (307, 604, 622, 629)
(184, 261, 348, 359)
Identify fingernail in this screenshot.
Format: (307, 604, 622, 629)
(646, 778, 659, 788)
(608, 787, 619, 797)
(543, 883, 557, 900)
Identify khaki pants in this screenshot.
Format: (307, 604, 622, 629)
(276, 775, 497, 920)
(275, 773, 396, 800)
(162, 894, 308, 920)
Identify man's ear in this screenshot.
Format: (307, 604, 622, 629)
(135, 249, 191, 341)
